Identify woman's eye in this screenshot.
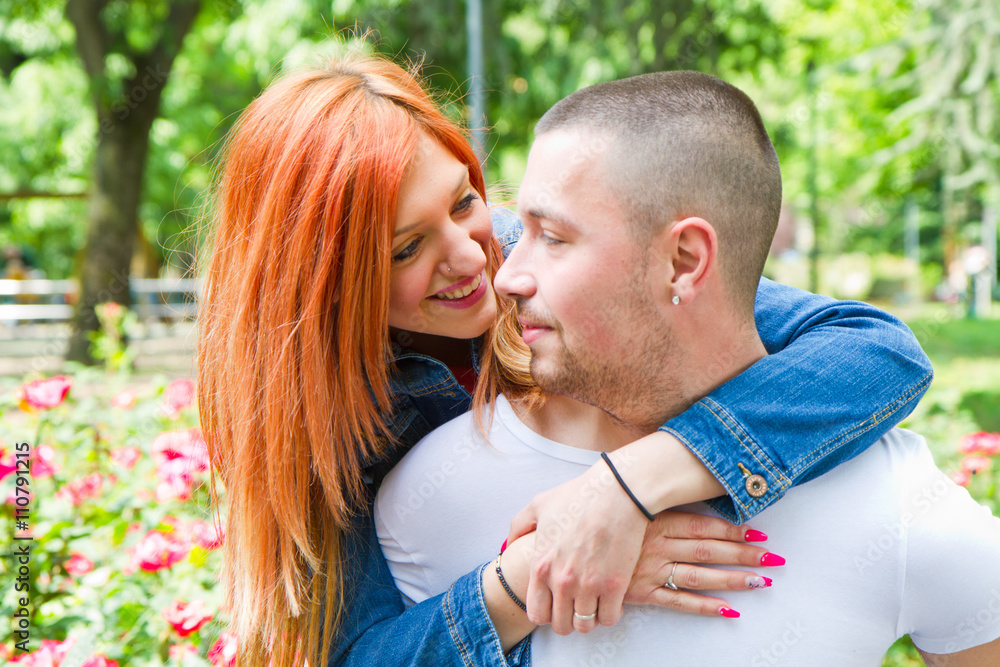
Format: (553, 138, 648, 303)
(454, 192, 478, 214)
(392, 238, 421, 263)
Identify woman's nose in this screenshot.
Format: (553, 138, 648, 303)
(439, 223, 487, 278)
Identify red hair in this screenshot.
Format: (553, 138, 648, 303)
(197, 54, 528, 667)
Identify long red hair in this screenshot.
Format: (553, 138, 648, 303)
(197, 54, 530, 666)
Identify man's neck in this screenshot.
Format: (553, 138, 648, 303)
(516, 316, 768, 445)
(514, 394, 646, 452)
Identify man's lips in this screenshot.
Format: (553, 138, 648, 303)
(518, 318, 553, 345)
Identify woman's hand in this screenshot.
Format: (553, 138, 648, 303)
(627, 511, 777, 616)
(565, 510, 778, 634)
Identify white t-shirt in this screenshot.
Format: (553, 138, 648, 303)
(375, 396, 1000, 665)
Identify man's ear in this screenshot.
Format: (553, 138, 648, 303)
(652, 217, 716, 305)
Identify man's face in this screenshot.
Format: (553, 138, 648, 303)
(494, 130, 674, 421)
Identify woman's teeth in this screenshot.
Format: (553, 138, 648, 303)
(436, 274, 481, 300)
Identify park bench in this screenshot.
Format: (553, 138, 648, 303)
(0, 278, 200, 325)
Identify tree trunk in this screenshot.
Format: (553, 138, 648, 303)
(65, 0, 201, 364)
(66, 110, 154, 362)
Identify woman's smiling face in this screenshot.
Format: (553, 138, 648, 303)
(388, 135, 497, 340)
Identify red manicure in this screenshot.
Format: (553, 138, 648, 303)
(719, 607, 740, 618)
(500, 539, 508, 554)
(760, 552, 785, 566)
(744, 529, 768, 542)
(763, 576, 773, 587)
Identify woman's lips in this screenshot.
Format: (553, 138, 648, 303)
(430, 272, 488, 310)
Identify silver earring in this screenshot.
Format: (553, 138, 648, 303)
(447, 267, 453, 273)
(672, 295, 681, 305)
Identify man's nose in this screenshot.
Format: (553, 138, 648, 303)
(494, 242, 535, 299)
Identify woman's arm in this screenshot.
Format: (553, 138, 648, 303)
(506, 277, 933, 629)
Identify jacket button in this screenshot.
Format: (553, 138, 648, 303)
(745, 475, 768, 498)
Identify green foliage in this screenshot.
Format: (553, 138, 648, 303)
(87, 302, 138, 374)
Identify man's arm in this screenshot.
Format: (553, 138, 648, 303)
(919, 638, 1000, 667)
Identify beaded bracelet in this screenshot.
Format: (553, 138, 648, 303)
(495, 551, 527, 612)
(601, 452, 655, 522)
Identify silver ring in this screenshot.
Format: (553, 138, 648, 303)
(665, 562, 680, 591)
(573, 610, 597, 622)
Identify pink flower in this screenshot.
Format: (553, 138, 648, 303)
(110, 446, 142, 470)
(127, 529, 189, 573)
(959, 431, 1000, 456)
(155, 477, 193, 503)
(951, 470, 971, 487)
(208, 632, 238, 667)
(163, 599, 214, 638)
(0, 448, 15, 482)
(162, 379, 196, 418)
(64, 552, 95, 576)
(961, 455, 992, 475)
(56, 473, 104, 506)
(110, 389, 137, 410)
(102, 302, 122, 319)
(81, 655, 118, 667)
(189, 519, 225, 550)
(151, 429, 209, 500)
(10, 638, 74, 665)
(32, 444, 60, 479)
(19, 375, 72, 410)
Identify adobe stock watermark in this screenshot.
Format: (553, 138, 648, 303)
(750, 619, 807, 667)
(940, 588, 1000, 654)
(392, 431, 485, 524)
(853, 473, 951, 574)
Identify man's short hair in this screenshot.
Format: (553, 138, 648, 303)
(535, 71, 782, 313)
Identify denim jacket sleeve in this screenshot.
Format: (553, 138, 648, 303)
(328, 484, 530, 667)
(660, 277, 933, 524)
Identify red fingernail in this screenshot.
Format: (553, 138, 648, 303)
(500, 539, 508, 554)
(744, 529, 768, 542)
(760, 552, 785, 566)
(719, 607, 740, 618)
(763, 576, 773, 587)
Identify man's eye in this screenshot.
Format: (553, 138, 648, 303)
(540, 231, 563, 246)
(393, 238, 421, 263)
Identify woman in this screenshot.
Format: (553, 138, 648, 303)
(197, 53, 931, 667)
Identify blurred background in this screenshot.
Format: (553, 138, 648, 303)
(0, 0, 997, 370)
(0, 2, 997, 664)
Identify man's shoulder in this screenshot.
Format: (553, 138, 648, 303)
(381, 409, 481, 486)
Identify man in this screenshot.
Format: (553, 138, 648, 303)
(375, 71, 1000, 664)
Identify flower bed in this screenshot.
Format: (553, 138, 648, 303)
(1, 370, 233, 666)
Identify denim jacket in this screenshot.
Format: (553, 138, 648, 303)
(329, 207, 933, 667)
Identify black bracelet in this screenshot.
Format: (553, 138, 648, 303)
(601, 452, 655, 522)
(495, 551, 527, 612)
